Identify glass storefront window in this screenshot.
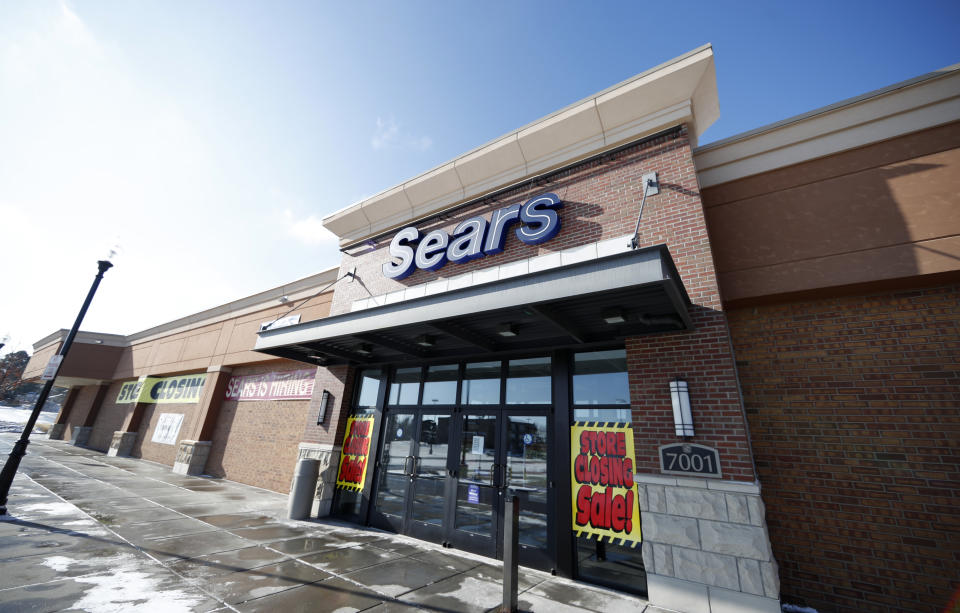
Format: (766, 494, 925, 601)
(506, 357, 551, 404)
(573, 350, 630, 406)
(422, 364, 458, 405)
(355, 369, 383, 408)
(461, 361, 501, 405)
(389, 367, 422, 405)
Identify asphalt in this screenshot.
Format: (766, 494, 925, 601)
(0, 433, 653, 613)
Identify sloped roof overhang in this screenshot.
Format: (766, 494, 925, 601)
(254, 245, 692, 366)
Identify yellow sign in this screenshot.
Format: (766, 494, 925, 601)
(116, 374, 208, 405)
(336, 416, 374, 491)
(570, 422, 642, 546)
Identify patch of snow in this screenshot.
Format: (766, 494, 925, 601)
(41, 556, 79, 572)
(20, 502, 81, 516)
(430, 576, 500, 607)
(73, 569, 206, 613)
(782, 605, 819, 613)
(0, 406, 56, 425)
(63, 519, 98, 527)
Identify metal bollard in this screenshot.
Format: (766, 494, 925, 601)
(287, 458, 320, 520)
(502, 494, 519, 613)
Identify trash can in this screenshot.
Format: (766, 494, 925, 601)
(287, 458, 320, 520)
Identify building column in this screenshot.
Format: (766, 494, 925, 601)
(72, 383, 111, 447)
(108, 377, 151, 457)
(173, 365, 232, 476)
(47, 387, 80, 440)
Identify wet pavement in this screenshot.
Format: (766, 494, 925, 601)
(0, 433, 652, 612)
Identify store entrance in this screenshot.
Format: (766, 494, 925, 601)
(369, 407, 552, 571)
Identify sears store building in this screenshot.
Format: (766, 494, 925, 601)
(25, 46, 960, 613)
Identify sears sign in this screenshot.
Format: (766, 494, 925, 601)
(382, 193, 562, 280)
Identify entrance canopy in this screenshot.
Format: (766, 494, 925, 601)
(254, 245, 692, 366)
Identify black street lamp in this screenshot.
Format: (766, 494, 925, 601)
(0, 260, 113, 514)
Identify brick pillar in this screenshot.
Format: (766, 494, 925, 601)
(172, 365, 231, 475)
(70, 383, 112, 447)
(48, 387, 80, 440)
(109, 376, 152, 456)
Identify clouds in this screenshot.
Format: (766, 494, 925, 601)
(283, 209, 339, 246)
(371, 115, 432, 152)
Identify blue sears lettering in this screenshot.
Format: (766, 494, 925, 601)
(415, 230, 449, 271)
(516, 193, 562, 245)
(447, 217, 488, 263)
(380, 193, 563, 278)
(483, 204, 521, 255)
(382, 227, 419, 280)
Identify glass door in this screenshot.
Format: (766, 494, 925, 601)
(451, 412, 499, 557)
(449, 410, 552, 570)
(502, 413, 551, 569)
(407, 411, 453, 542)
(370, 411, 416, 532)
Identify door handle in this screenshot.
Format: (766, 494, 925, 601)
(404, 456, 414, 476)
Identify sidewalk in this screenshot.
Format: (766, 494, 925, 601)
(0, 433, 652, 613)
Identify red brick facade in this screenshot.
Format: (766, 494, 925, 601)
(204, 362, 317, 493)
(87, 381, 128, 451)
(727, 283, 960, 613)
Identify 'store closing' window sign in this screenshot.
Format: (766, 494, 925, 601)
(571, 422, 642, 546)
(382, 193, 563, 279)
(336, 416, 374, 491)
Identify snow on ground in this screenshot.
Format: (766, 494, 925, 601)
(0, 404, 56, 434)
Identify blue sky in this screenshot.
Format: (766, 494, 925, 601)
(1, 1, 958, 355)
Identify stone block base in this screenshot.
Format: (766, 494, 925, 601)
(297, 443, 340, 517)
(173, 440, 212, 476)
(71, 426, 92, 447)
(107, 431, 137, 457)
(48, 424, 67, 440)
(637, 473, 780, 613)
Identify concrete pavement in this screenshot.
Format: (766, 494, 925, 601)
(0, 433, 652, 612)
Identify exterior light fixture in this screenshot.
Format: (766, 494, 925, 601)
(356, 344, 373, 356)
(670, 378, 694, 437)
(278, 295, 290, 304)
(497, 323, 519, 337)
(603, 308, 626, 324)
(416, 335, 435, 347)
(317, 390, 331, 425)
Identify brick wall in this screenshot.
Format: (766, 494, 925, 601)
(131, 398, 205, 466)
(59, 385, 99, 442)
(87, 381, 129, 451)
(203, 362, 317, 493)
(300, 364, 356, 448)
(727, 283, 960, 613)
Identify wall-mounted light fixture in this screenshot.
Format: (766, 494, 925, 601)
(670, 378, 694, 437)
(278, 295, 290, 304)
(317, 390, 331, 425)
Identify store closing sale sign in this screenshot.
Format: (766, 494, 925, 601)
(571, 422, 642, 546)
(336, 416, 374, 491)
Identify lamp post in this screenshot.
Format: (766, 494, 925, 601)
(0, 260, 113, 514)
